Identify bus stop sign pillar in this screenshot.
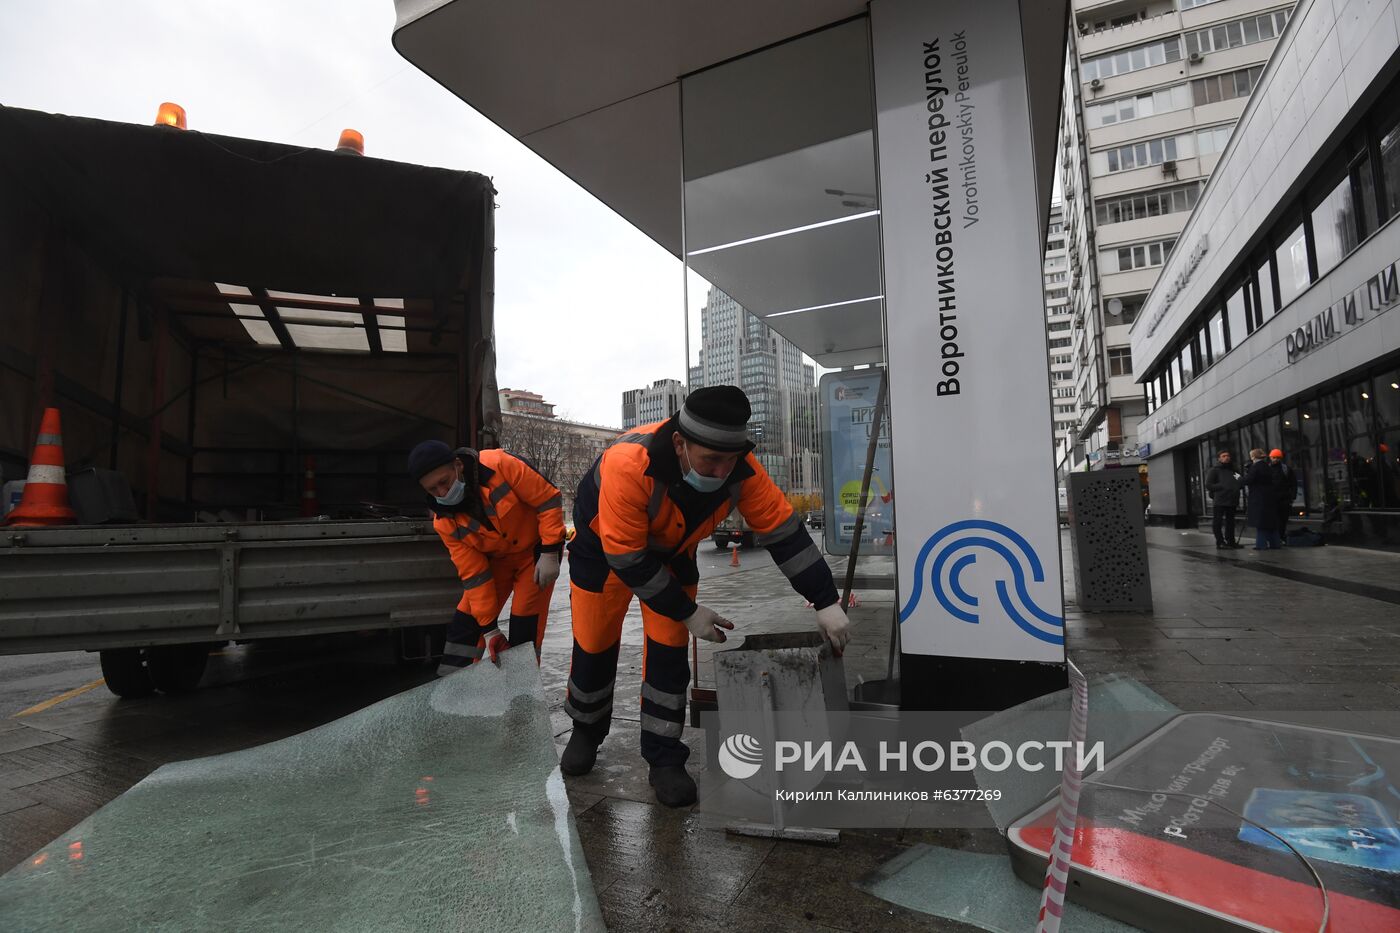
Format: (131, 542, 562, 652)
(871, 0, 1067, 710)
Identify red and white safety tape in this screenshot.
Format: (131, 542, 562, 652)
(1036, 659, 1089, 933)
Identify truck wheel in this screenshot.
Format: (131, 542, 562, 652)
(100, 648, 155, 699)
(146, 645, 209, 694)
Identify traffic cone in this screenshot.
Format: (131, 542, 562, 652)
(301, 455, 318, 517)
(730, 546, 740, 568)
(845, 592, 861, 609)
(6, 408, 77, 527)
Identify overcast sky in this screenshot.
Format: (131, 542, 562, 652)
(0, 0, 712, 428)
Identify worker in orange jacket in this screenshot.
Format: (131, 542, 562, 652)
(409, 441, 566, 676)
(561, 386, 850, 807)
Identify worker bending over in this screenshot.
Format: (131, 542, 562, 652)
(562, 386, 850, 807)
(409, 441, 565, 676)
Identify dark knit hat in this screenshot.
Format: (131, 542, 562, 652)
(407, 440, 457, 480)
(677, 386, 751, 452)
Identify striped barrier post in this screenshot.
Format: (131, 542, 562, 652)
(1036, 659, 1089, 933)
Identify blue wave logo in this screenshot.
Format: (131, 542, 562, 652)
(899, 520, 1064, 645)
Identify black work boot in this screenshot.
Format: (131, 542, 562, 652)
(649, 765, 698, 808)
(561, 729, 602, 776)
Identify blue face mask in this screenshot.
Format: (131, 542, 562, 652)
(681, 441, 731, 493)
(434, 478, 466, 506)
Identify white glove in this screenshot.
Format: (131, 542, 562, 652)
(814, 604, 851, 656)
(682, 604, 735, 643)
(533, 552, 561, 588)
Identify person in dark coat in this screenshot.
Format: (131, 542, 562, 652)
(1243, 448, 1281, 549)
(1269, 449, 1295, 545)
(1204, 450, 1243, 549)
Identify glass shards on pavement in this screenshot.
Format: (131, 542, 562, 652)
(0, 649, 605, 933)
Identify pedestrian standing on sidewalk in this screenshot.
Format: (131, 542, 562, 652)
(1269, 449, 1295, 545)
(1244, 448, 1281, 550)
(1204, 450, 1243, 549)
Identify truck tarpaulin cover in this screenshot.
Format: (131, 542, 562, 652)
(0, 106, 499, 512)
(0, 105, 493, 297)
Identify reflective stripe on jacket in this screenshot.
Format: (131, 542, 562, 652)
(569, 418, 837, 621)
(430, 449, 565, 621)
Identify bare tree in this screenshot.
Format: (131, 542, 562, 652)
(497, 413, 602, 509)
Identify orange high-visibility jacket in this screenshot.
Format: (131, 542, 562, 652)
(568, 419, 837, 621)
(429, 448, 565, 621)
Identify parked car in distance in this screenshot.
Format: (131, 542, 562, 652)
(805, 510, 824, 529)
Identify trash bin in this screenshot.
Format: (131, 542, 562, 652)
(1067, 472, 1153, 611)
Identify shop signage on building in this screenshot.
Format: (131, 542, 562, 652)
(1145, 235, 1209, 338)
(1287, 257, 1400, 362)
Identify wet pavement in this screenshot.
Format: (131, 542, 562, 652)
(2, 526, 1399, 930)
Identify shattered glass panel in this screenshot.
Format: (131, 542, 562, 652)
(962, 675, 1178, 830)
(0, 651, 604, 933)
(858, 844, 1142, 933)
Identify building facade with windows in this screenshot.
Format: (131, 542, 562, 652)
(621, 378, 688, 430)
(1061, 0, 1293, 472)
(1044, 204, 1079, 471)
(1133, 0, 1400, 549)
(497, 387, 556, 418)
(692, 285, 819, 493)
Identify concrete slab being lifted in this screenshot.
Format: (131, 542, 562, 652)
(0, 649, 604, 933)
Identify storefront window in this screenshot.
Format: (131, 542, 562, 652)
(1343, 380, 1375, 437)
(1379, 427, 1400, 508)
(1311, 174, 1361, 278)
(1248, 419, 1268, 455)
(1274, 222, 1310, 307)
(1375, 366, 1400, 429)
(1300, 397, 1322, 446)
(1347, 436, 1380, 507)
(1179, 343, 1194, 385)
(1303, 444, 1326, 513)
(1265, 413, 1281, 454)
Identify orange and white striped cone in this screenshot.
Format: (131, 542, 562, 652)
(730, 546, 740, 567)
(6, 408, 77, 527)
(301, 455, 318, 517)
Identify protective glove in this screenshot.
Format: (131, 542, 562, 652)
(534, 552, 561, 588)
(479, 625, 509, 665)
(814, 604, 851, 657)
(681, 604, 735, 643)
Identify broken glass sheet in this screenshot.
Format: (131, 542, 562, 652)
(961, 674, 1179, 830)
(0, 650, 604, 933)
(857, 844, 1143, 933)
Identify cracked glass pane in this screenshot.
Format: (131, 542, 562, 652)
(0, 651, 604, 932)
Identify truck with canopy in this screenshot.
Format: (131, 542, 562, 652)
(0, 105, 500, 696)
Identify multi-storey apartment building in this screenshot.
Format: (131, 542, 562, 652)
(1061, 0, 1294, 473)
(1044, 204, 1078, 472)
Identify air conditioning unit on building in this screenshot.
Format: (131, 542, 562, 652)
(1189, 51, 1204, 64)
(1161, 159, 1178, 177)
(1089, 78, 1103, 91)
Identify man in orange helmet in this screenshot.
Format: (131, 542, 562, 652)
(560, 385, 850, 807)
(409, 441, 566, 676)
